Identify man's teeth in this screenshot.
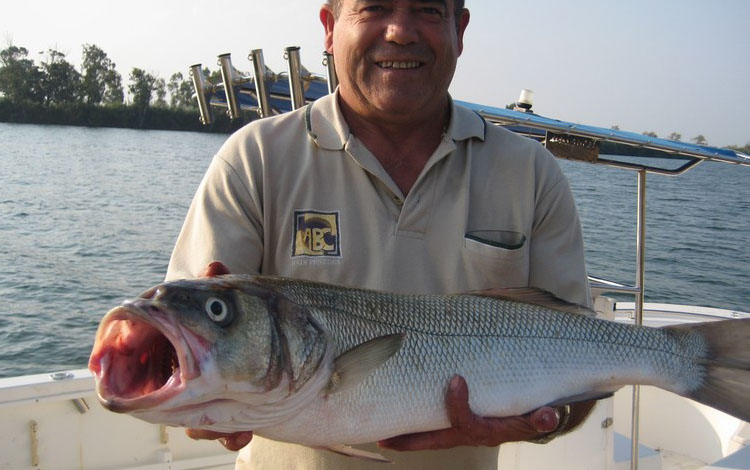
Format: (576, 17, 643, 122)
(378, 61, 420, 69)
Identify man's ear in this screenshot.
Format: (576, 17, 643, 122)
(320, 5, 336, 54)
(456, 9, 470, 56)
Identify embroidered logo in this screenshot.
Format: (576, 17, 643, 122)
(293, 210, 341, 257)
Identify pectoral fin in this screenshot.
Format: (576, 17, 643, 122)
(327, 333, 405, 395)
(318, 444, 391, 463)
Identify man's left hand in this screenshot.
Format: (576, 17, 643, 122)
(378, 375, 560, 451)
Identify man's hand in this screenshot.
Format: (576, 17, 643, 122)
(200, 261, 231, 278)
(185, 261, 253, 451)
(378, 375, 562, 451)
(185, 429, 253, 451)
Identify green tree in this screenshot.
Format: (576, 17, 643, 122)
(167, 72, 196, 109)
(692, 135, 708, 146)
(643, 131, 658, 138)
(39, 48, 81, 105)
(667, 132, 682, 142)
(728, 143, 749, 153)
(103, 68, 124, 104)
(81, 44, 123, 105)
(128, 67, 157, 108)
(0, 44, 44, 103)
(154, 77, 167, 107)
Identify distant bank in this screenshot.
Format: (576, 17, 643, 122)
(0, 99, 253, 134)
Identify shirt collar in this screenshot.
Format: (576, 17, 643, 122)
(305, 90, 487, 151)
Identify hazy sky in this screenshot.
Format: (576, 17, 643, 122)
(3, 0, 749, 146)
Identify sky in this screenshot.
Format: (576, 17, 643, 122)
(2, 0, 749, 147)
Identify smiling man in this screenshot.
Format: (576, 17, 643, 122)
(167, 0, 594, 469)
(325, 0, 468, 195)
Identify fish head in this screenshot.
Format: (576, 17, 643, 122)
(88, 275, 331, 429)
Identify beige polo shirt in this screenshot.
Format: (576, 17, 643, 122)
(166, 91, 590, 469)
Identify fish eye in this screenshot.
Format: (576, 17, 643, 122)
(205, 297, 232, 326)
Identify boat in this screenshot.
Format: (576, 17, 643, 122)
(1, 46, 749, 470)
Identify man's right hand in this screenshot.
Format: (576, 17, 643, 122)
(184, 261, 253, 451)
(185, 429, 253, 451)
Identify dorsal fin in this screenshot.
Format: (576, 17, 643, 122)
(470, 287, 596, 317)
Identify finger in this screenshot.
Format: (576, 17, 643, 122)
(527, 406, 559, 434)
(221, 432, 254, 451)
(378, 427, 462, 451)
(185, 428, 229, 440)
(445, 375, 473, 431)
(200, 261, 231, 278)
(185, 429, 253, 451)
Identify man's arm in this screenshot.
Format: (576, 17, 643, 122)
(166, 153, 264, 281)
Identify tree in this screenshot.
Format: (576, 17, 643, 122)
(128, 67, 158, 108)
(642, 131, 658, 138)
(103, 68, 124, 104)
(611, 125, 620, 131)
(692, 135, 708, 146)
(39, 48, 81, 105)
(81, 44, 123, 105)
(729, 143, 750, 154)
(667, 132, 682, 142)
(154, 77, 167, 107)
(0, 44, 44, 103)
(168, 72, 196, 109)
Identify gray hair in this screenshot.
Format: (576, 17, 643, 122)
(327, 0, 466, 22)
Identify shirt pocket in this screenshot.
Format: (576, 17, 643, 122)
(461, 231, 529, 287)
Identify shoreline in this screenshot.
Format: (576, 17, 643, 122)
(0, 99, 252, 134)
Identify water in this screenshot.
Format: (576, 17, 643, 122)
(0, 122, 748, 378)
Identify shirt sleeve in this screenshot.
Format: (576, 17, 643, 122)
(528, 162, 592, 308)
(165, 153, 264, 281)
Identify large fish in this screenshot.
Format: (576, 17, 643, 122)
(89, 275, 750, 459)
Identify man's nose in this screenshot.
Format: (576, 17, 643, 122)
(384, 9, 419, 45)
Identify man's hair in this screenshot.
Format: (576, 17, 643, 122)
(328, 0, 466, 22)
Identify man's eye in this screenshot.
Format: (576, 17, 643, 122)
(362, 5, 386, 13)
(417, 6, 446, 18)
(421, 7, 442, 15)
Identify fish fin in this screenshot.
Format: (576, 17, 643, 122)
(327, 333, 406, 395)
(318, 444, 392, 463)
(470, 287, 596, 317)
(667, 318, 750, 422)
(546, 391, 615, 407)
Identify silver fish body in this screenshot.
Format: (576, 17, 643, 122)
(89, 275, 750, 449)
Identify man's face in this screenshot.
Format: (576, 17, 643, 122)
(321, 0, 469, 124)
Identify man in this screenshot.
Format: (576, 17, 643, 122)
(166, 0, 594, 468)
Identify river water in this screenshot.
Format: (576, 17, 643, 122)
(0, 122, 748, 378)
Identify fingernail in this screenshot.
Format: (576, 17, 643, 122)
(450, 375, 462, 391)
(537, 408, 560, 432)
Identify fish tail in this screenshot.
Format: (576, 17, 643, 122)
(667, 318, 750, 422)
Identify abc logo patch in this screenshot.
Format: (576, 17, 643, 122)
(293, 211, 341, 257)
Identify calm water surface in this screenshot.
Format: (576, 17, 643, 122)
(0, 122, 748, 377)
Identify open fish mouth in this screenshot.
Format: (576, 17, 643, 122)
(88, 301, 207, 412)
